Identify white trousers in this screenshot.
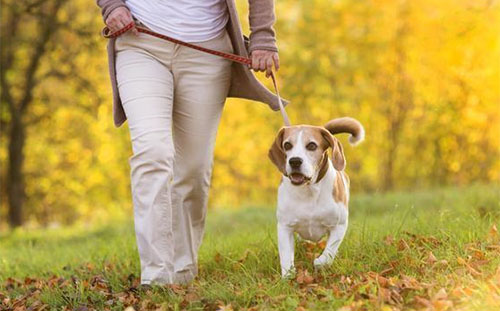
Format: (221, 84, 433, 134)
(115, 26, 233, 284)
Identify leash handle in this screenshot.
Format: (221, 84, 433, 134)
(102, 22, 291, 126)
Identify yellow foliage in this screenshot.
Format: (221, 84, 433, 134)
(1, 0, 499, 225)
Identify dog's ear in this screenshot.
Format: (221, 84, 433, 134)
(332, 139, 346, 171)
(268, 127, 287, 175)
(321, 129, 346, 171)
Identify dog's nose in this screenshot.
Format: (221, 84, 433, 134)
(289, 157, 303, 168)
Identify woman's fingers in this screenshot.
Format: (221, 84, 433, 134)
(124, 10, 139, 35)
(106, 7, 137, 34)
(259, 57, 267, 72)
(250, 50, 280, 76)
(265, 57, 274, 77)
(115, 19, 126, 32)
(252, 53, 260, 71)
(272, 53, 280, 71)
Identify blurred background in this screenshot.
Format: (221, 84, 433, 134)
(1, 0, 499, 229)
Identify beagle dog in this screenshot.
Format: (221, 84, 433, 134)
(268, 117, 365, 277)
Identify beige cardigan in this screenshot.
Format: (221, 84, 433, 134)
(96, 0, 289, 127)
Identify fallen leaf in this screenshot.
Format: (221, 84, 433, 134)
(398, 239, 410, 251)
(378, 287, 391, 302)
(379, 267, 394, 276)
(318, 240, 326, 250)
(486, 244, 500, 251)
(217, 304, 234, 311)
(457, 257, 466, 265)
(463, 287, 474, 296)
(414, 296, 431, 307)
(104, 299, 114, 306)
(451, 287, 466, 298)
(184, 292, 199, 302)
(141, 299, 158, 310)
(168, 284, 186, 295)
(466, 264, 482, 276)
(214, 252, 223, 263)
(296, 269, 314, 285)
(303, 274, 314, 285)
(399, 275, 423, 291)
(238, 249, 250, 263)
(488, 224, 498, 240)
(469, 247, 486, 260)
(433, 299, 453, 311)
(427, 251, 437, 264)
(433, 288, 448, 300)
(383, 235, 394, 245)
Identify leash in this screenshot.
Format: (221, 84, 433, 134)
(102, 22, 291, 126)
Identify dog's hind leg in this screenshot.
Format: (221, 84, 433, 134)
(314, 221, 348, 268)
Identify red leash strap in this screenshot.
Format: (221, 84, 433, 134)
(103, 22, 252, 66)
(102, 22, 291, 126)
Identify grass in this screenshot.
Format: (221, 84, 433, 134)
(1, 184, 499, 310)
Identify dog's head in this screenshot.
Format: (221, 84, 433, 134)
(268, 117, 364, 186)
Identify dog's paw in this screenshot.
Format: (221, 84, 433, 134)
(313, 254, 334, 268)
(281, 266, 297, 279)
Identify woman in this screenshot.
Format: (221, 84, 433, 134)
(96, 0, 284, 285)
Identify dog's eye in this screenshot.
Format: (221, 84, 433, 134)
(283, 142, 293, 150)
(306, 142, 317, 151)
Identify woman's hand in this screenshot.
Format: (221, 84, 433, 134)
(106, 6, 138, 35)
(250, 50, 280, 77)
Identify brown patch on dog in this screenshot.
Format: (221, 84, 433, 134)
(343, 171, 350, 188)
(307, 126, 344, 183)
(314, 152, 329, 183)
(309, 126, 346, 171)
(333, 171, 348, 206)
(268, 127, 288, 175)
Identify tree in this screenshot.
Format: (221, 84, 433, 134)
(1, 0, 99, 227)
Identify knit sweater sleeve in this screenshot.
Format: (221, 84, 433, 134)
(247, 0, 278, 53)
(96, 0, 129, 23)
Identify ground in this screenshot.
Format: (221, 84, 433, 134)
(1, 184, 499, 311)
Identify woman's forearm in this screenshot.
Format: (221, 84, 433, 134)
(248, 0, 278, 53)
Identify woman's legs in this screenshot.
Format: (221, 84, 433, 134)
(115, 28, 233, 284)
(170, 31, 233, 283)
(115, 32, 177, 285)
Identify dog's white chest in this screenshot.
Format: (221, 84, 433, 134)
(276, 164, 348, 242)
(292, 206, 340, 242)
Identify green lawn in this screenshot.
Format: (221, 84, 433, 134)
(1, 184, 499, 310)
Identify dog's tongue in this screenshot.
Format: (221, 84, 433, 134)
(290, 173, 305, 184)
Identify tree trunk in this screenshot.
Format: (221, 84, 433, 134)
(381, 0, 413, 191)
(7, 112, 25, 227)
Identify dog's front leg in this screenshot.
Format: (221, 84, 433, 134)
(314, 221, 348, 268)
(277, 223, 295, 278)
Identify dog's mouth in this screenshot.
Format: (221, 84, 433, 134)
(289, 173, 311, 186)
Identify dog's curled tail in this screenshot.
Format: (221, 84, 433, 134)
(324, 117, 365, 146)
